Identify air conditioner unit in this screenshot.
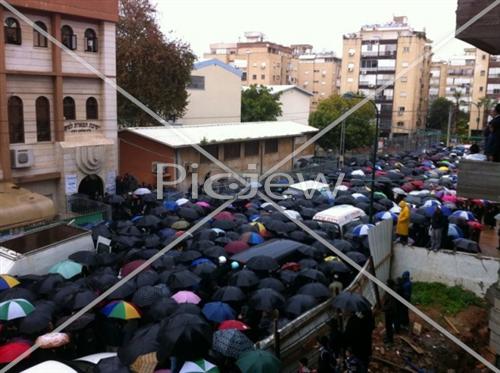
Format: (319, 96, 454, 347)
(10, 149, 34, 169)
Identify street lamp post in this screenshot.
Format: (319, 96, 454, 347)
(342, 93, 380, 223)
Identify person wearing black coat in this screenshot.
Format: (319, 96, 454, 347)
(485, 104, 500, 162)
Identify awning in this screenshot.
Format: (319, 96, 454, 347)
(0, 182, 56, 230)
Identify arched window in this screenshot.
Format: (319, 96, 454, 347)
(33, 21, 48, 47)
(86, 97, 98, 120)
(84, 28, 98, 52)
(63, 96, 76, 120)
(61, 25, 76, 50)
(36, 97, 51, 142)
(4, 17, 21, 45)
(8, 96, 24, 144)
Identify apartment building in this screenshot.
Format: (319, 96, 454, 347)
(340, 16, 432, 137)
(289, 44, 341, 109)
(0, 1, 118, 211)
(204, 32, 293, 86)
(429, 62, 448, 102)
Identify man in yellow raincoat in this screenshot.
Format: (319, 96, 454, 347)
(396, 200, 410, 245)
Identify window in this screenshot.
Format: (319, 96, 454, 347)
(84, 28, 98, 52)
(400, 91, 407, 97)
(36, 96, 51, 142)
(480, 86, 484, 92)
(402, 62, 409, 68)
(63, 96, 76, 120)
(400, 76, 408, 83)
(200, 145, 219, 163)
(86, 97, 98, 120)
(33, 21, 48, 47)
(261, 74, 265, 80)
(4, 17, 21, 45)
(188, 76, 205, 89)
(483, 54, 487, 60)
(403, 47, 410, 53)
(224, 143, 241, 160)
(481, 70, 486, 76)
(8, 96, 24, 144)
(241, 72, 247, 81)
(398, 106, 405, 116)
(61, 25, 76, 50)
(244, 141, 259, 157)
(265, 139, 278, 154)
(397, 121, 404, 127)
(252, 74, 257, 80)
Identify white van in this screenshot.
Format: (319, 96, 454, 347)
(313, 205, 366, 238)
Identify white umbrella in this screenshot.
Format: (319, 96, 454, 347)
(351, 169, 365, 177)
(133, 187, 151, 196)
(176, 198, 190, 206)
(75, 352, 117, 364)
(392, 187, 407, 196)
(20, 361, 77, 373)
(284, 210, 302, 220)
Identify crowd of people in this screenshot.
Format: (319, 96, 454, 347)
(0, 141, 499, 372)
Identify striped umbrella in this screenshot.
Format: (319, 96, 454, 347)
(450, 210, 476, 221)
(49, 260, 83, 279)
(101, 300, 141, 320)
(0, 299, 35, 321)
(179, 359, 220, 373)
(374, 211, 397, 222)
(352, 224, 375, 237)
(422, 199, 441, 208)
(0, 275, 20, 290)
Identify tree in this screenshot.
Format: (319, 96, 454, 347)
(241, 85, 282, 122)
(308, 94, 376, 151)
(117, 0, 195, 127)
(427, 97, 453, 132)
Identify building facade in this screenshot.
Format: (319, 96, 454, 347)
(289, 45, 341, 110)
(0, 1, 118, 211)
(340, 16, 432, 136)
(429, 62, 448, 102)
(119, 121, 317, 191)
(180, 59, 242, 125)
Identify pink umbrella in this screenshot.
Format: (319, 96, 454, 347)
(195, 201, 211, 209)
(442, 195, 457, 203)
(171, 290, 201, 304)
(224, 240, 250, 255)
(213, 211, 235, 221)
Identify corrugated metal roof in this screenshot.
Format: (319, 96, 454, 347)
(242, 85, 313, 96)
(122, 121, 318, 148)
(193, 59, 243, 78)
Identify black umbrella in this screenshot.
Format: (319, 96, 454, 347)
(331, 239, 353, 253)
(285, 294, 318, 318)
(157, 313, 212, 361)
(89, 273, 118, 292)
(279, 269, 298, 284)
(297, 282, 330, 300)
(319, 261, 351, 276)
(192, 261, 217, 277)
(331, 291, 372, 313)
(173, 303, 203, 316)
(69, 251, 97, 266)
(212, 286, 246, 303)
(346, 251, 368, 266)
(150, 205, 168, 217)
(178, 206, 200, 221)
(202, 245, 227, 260)
(335, 195, 356, 205)
(135, 270, 160, 288)
(118, 226, 143, 237)
(52, 283, 80, 306)
(297, 245, 321, 259)
(56, 313, 95, 332)
(265, 220, 289, 234)
(147, 297, 178, 321)
(298, 258, 319, 269)
(212, 220, 236, 230)
(250, 288, 285, 311)
(73, 289, 98, 310)
(258, 277, 285, 293)
(296, 268, 328, 284)
(453, 238, 480, 253)
(136, 215, 161, 229)
(96, 252, 119, 266)
(107, 280, 137, 300)
(246, 256, 280, 272)
(229, 269, 259, 288)
(288, 230, 309, 243)
(0, 286, 35, 302)
(167, 269, 201, 290)
(19, 301, 54, 334)
(95, 356, 130, 373)
(178, 250, 202, 264)
(118, 323, 160, 365)
(144, 234, 161, 249)
(38, 274, 65, 295)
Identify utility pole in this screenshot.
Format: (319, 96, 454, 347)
(446, 105, 453, 147)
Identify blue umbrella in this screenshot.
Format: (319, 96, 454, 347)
(374, 211, 397, 222)
(202, 302, 236, 323)
(192, 258, 211, 267)
(164, 200, 179, 212)
(422, 199, 441, 208)
(448, 224, 464, 239)
(352, 224, 374, 237)
(159, 228, 176, 239)
(450, 210, 475, 221)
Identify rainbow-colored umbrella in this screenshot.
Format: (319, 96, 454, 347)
(0, 275, 20, 290)
(101, 300, 141, 320)
(0, 299, 35, 321)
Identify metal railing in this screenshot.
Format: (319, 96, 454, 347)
(66, 196, 112, 223)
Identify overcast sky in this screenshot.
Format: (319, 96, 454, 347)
(155, 0, 473, 61)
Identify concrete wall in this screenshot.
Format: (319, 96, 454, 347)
(392, 244, 500, 296)
(277, 90, 311, 125)
(182, 64, 241, 125)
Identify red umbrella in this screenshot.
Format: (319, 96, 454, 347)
(401, 183, 415, 193)
(411, 180, 424, 189)
(0, 340, 31, 363)
(121, 260, 149, 277)
(281, 262, 301, 272)
(214, 211, 235, 221)
(218, 320, 250, 331)
(468, 221, 484, 230)
(224, 241, 250, 255)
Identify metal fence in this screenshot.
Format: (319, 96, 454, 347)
(66, 196, 112, 224)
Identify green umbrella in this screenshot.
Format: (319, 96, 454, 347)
(49, 260, 83, 279)
(171, 220, 190, 230)
(236, 350, 281, 373)
(374, 191, 388, 199)
(0, 298, 35, 321)
(179, 359, 220, 373)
